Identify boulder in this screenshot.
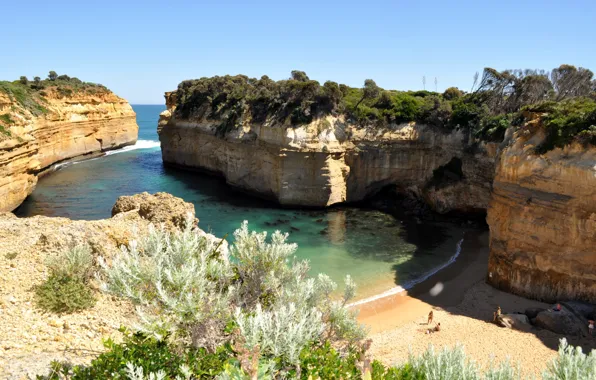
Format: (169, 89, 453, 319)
(534, 306, 589, 337)
(112, 192, 196, 229)
(495, 314, 531, 331)
(561, 301, 596, 320)
(525, 307, 545, 320)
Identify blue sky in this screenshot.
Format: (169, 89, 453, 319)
(3, 0, 594, 104)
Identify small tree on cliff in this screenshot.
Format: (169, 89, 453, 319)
(354, 79, 380, 109)
(48, 71, 58, 81)
(19, 76, 28, 85)
(32, 76, 43, 90)
(291, 70, 310, 82)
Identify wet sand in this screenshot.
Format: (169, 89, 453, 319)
(356, 231, 596, 376)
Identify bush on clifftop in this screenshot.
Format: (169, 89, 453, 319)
(0, 72, 110, 117)
(172, 64, 596, 150)
(34, 245, 96, 314)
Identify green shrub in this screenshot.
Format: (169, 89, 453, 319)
(34, 274, 95, 313)
(532, 97, 596, 152)
(39, 330, 233, 379)
(476, 114, 511, 142)
(34, 245, 96, 313)
(295, 342, 361, 379)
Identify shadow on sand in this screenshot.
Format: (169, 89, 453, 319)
(385, 226, 596, 355)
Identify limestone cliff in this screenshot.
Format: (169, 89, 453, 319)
(0, 86, 138, 212)
(487, 127, 596, 303)
(158, 93, 496, 213)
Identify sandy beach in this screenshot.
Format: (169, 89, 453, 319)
(356, 230, 596, 376)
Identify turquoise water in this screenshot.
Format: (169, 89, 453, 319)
(16, 105, 465, 299)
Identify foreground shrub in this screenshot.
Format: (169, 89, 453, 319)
(409, 343, 480, 379)
(35, 245, 96, 313)
(41, 329, 233, 379)
(35, 274, 95, 313)
(543, 338, 596, 380)
(98, 215, 366, 372)
(39, 329, 596, 379)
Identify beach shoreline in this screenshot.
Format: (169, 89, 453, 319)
(355, 230, 596, 376)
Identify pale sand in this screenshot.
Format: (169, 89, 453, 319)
(356, 231, 596, 376)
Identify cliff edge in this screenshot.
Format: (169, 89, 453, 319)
(0, 78, 138, 212)
(158, 92, 496, 213)
(487, 125, 596, 303)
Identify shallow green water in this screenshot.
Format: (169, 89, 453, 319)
(16, 105, 466, 299)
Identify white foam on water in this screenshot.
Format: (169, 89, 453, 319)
(348, 237, 464, 307)
(104, 140, 161, 155)
(52, 140, 160, 171)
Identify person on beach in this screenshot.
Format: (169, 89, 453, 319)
(493, 306, 502, 322)
(428, 310, 434, 325)
(426, 322, 441, 334)
(589, 320, 594, 337)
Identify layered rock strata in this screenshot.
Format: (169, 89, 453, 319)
(487, 128, 596, 303)
(0, 90, 138, 212)
(158, 93, 497, 213)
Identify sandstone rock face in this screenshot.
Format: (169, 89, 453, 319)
(0, 90, 138, 212)
(158, 98, 496, 213)
(487, 128, 596, 303)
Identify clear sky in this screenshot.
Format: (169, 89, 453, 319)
(3, 0, 594, 104)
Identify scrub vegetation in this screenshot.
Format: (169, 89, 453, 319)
(173, 65, 596, 151)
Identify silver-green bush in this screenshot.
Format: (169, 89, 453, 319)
(98, 215, 366, 364)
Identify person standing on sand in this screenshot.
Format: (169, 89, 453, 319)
(589, 320, 594, 337)
(428, 310, 434, 325)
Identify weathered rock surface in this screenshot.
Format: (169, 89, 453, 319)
(534, 305, 589, 337)
(0, 192, 221, 379)
(112, 191, 197, 229)
(487, 127, 596, 303)
(158, 93, 497, 213)
(499, 313, 532, 331)
(0, 89, 138, 212)
(524, 307, 546, 320)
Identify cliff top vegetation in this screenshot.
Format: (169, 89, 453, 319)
(172, 65, 596, 152)
(0, 71, 110, 119)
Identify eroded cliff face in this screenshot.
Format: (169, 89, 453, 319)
(0, 89, 138, 212)
(487, 128, 596, 302)
(158, 94, 496, 212)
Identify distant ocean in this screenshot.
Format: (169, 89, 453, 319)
(16, 105, 467, 300)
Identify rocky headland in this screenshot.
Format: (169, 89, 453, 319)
(158, 71, 596, 303)
(158, 92, 497, 214)
(0, 77, 138, 212)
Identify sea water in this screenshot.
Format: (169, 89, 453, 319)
(16, 105, 467, 300)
